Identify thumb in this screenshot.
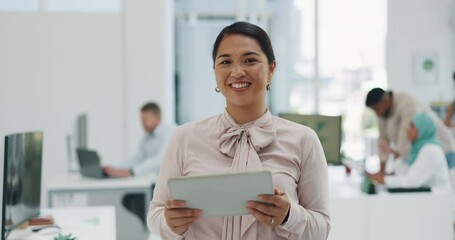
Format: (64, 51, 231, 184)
(274, 188, 284, 196)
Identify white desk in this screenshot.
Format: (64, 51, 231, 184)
(47, 173, 156, 240)
(328, 166, 454, 240)
(7, 206, 116, 240)
(47, 173, 156, 206)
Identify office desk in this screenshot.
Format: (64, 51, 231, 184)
(7, 206, 116, 240)
(47, 173, 156, 240)
(328, 166, 454, 240)
(47, 173, 156, 207)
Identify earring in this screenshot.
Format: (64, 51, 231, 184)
(266, 82, 271, 91)
(215, 87, 220, 92)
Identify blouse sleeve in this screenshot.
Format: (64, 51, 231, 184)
(147, 127, 195, 239)
(275, 129, 331, 239)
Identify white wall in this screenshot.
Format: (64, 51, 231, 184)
(0, 0, 174, 207)
(0, 12, 123, 207)
(124, 0, 175, 160)
(387, 0, 455, 104)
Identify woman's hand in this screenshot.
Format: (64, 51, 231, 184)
(378, 140, 392, 155)
(102, 166, 132, 177)
(378, 141, 400, 159)
(246, 188, 290, 228)
(367, 171, 385, 185)
(164, 199, 202, 235)
(444, 103, 454, 127)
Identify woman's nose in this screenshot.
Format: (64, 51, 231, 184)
(231, 64, 246, 78)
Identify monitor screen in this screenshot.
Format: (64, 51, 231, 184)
(279, 114, 342, 165)
(67, 114, 88, 172)
(2, 132, 43, 239)
(76, 114, 88, 149)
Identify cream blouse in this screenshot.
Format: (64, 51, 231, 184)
(147, 110, 330, 240)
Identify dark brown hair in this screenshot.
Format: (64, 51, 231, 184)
(212, 21, 275, 66)
(141, 102, 160, 115)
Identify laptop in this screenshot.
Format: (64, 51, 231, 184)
(76, 148, 108, 179)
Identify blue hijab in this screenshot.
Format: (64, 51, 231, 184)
(406, 113, 442, 165)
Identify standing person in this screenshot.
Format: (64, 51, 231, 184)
(103, 102, 176, 177)
(365, 88, 455, 169)
(367, 113, 452, 191)
(148, 22, 330, 239)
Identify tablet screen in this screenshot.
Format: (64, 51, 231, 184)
(168, 170, 274, 217)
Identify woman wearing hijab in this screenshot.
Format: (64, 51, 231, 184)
(368, 113, 452, 191)
(147, 21, 330, 240)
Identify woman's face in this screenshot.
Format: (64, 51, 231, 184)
(214, 34, 276, 110)
(407, 123, 419, 142)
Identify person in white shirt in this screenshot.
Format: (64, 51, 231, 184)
(103, 102, 176, 226)
(365, 88, 455, 171)
(103, 102, 176, 177)
(368, 113, 452, 191)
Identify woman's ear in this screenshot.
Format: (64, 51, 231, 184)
(268, 61, 277, 79)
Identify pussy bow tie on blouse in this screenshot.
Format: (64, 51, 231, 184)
(216, 110, 276, 239)
(217, 110, 276, 171)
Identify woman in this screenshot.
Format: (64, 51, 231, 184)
(368, 113, 452, 191)
(147, 21, 330, 240)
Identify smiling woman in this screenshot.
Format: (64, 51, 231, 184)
(211, 22, 277, 125)
(213, 34, 276, 124)
(147, 21, 330, 240)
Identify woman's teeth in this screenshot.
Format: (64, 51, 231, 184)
(231, 82, 250, 89)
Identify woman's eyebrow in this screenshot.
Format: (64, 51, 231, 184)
(243, 51, 259, 57)
(217, 54, 230, 59)
(217, 51, 260, 59)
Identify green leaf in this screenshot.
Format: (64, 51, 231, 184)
(54, 233, 76, 240)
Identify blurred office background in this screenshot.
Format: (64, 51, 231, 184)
(0, 0, 454, 239)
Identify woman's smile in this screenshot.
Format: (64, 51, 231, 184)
(229, 81, 251, 91)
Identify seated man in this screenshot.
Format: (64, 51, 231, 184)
(103, 102, 176, 177)
(103, 102, 176, 225)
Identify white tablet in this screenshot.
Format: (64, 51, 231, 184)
(168, 170, 274, 218)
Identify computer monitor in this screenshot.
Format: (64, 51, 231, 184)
(279, 113, 342, 165)
(1, 132, 43, 239)
(76, 113, 88, 149)
(67, 113, 88, 172)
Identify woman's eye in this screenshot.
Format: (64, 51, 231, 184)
(219, 60, 231, 65)
(245, 58, 257, 63)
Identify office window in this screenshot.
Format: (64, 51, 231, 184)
(286, 0, 387, 160)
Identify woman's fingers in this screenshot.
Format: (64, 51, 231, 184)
(248, 206, 276, 225)
(172, 223, 193, 235)
(167, 215, 197, 228)
(246, 190, 290, 228)
(165, 199, 187, 209)
(164, 199, 202, 235)
(166, 208, 202, 219)
(257, 194, 287, 207)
